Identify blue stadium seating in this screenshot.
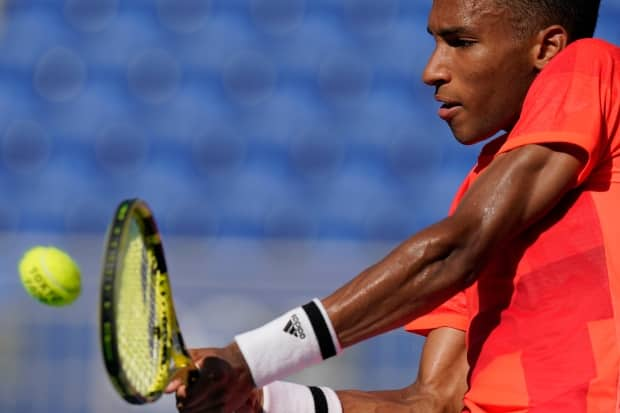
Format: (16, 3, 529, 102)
(2, 0, 618, 239)
(1, 3, 619, 409)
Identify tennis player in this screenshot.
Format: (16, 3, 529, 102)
(167, 0, 620, 411)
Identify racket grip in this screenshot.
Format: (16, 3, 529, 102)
(187, 368, 200, 386)
(169, 364, 200, 388)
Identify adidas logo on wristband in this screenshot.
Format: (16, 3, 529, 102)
(283, 314, 306, 338)
(235, 298, 343, 387)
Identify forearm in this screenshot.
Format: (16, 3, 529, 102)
(233, 222, 476, 388)
(256, 327, 467, 413)
(337, 386, 462, 413)
(256, 382, 457, 413)
(338, 389, 406, 413)
(233, 145, 581, 394)
(324, 145, 582, 348)
(324, 218, 477, 347)
(339, 327, 468, 413)
(256, 366, 465, 413)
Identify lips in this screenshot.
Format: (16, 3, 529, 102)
(438, 102, 462, 121)
(435, 96, 462, 121)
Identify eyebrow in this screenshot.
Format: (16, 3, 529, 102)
(426, 26, 470, 37)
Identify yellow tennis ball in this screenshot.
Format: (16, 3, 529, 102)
(18, 246, 81, 307)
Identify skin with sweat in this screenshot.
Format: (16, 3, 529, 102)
(166, 1, 586, 412)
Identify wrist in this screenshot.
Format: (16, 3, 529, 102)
(405, 382, 461, 413)
(235, 298, 343, 387)
(263, 381, 342, 413)
(225, 341, 255, 387)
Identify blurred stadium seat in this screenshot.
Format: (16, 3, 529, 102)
(222, 49, 277, 106)
(64, 0, 119, 33)
(250, 0, 305, 35)
(344, 0, 399, 36)
(127, 47, 181, 103)
(192, 123, 248, 176)
(287, 123, 345, 182)
(1, 120, 52, 177)
(34, 46, 87, 102)
(171, 12, 261, 71)
(268, 16, 353, 74)
(77, 12, 166, 69)
(318, 50, 373, 107)
(94, 122, 149, 176)
(0, 7, 75, 68)
(156, 0, 211, 34)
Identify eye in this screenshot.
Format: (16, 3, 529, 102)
(447, 38, 476, 48)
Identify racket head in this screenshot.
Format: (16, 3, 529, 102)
(99, 199, 193, 404)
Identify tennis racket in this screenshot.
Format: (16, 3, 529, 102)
(99, 198, 198, 404)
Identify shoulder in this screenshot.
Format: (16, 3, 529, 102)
(545, 38, 619, 74)
(569, 38, 618, 54)
(570, 38, 619, 62)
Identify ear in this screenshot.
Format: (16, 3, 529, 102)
(531, 25, 569, 70)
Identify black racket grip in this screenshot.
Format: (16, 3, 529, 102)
(187, 368, 200, 386)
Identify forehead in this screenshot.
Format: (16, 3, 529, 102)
(428, 0, 511, 34)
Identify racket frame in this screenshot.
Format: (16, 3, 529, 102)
(100, 199, 195, 404)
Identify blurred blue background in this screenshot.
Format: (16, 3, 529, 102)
(0, 1, 618, 412)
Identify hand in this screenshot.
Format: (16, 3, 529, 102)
(165, 343, 255, 413)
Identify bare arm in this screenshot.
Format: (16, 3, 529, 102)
(337, 327, 467, 413)
(325, 143, 584, 347)
(170, 144, 584, 413)
(235, 327, 467, 413)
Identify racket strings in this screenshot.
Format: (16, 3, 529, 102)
(115, 222, 167, 396)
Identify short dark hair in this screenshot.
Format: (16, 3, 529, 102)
(495, 0, 601, 41)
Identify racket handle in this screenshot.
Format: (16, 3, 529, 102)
(187, 368, 200, 386)
(170, 364, 200, 387)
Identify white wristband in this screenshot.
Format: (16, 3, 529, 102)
(263, 381, 343, 413)
(234, 298, 342, 387)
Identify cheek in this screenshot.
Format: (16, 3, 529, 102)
(460, 59, 505, 108)
(449, 46, 535, 141)
(455, 85, 517, 142)
(493, 52, 536, 106)
(466, 61, 533, 130)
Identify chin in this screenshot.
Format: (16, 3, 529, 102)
(454, 135, 480, 145)
(450, 124, 502, 146)
(450, 128, 484, 145)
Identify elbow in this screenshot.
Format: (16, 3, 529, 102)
(434, 216, 488, 289)
(454, 252, 483, 288)
(445, 244, 486, 291)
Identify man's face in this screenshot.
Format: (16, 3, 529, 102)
(424, 0, 538, 144)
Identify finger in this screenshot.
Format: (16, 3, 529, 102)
(175, 386, 188, 412)
(178, 384, 239, 413)
(178, 386, 223, 412)
(175, 394, 184, 412)
(165, 378, 183, 393)
(176, 376, 225, 412)
(176, 384, 188, 400)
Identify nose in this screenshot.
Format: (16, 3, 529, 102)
(422, 47, 451, 87)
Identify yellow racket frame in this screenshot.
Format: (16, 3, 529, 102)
(100, 199, 196, 404)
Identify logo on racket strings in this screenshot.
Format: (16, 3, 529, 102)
(283, 314, 306, 339)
